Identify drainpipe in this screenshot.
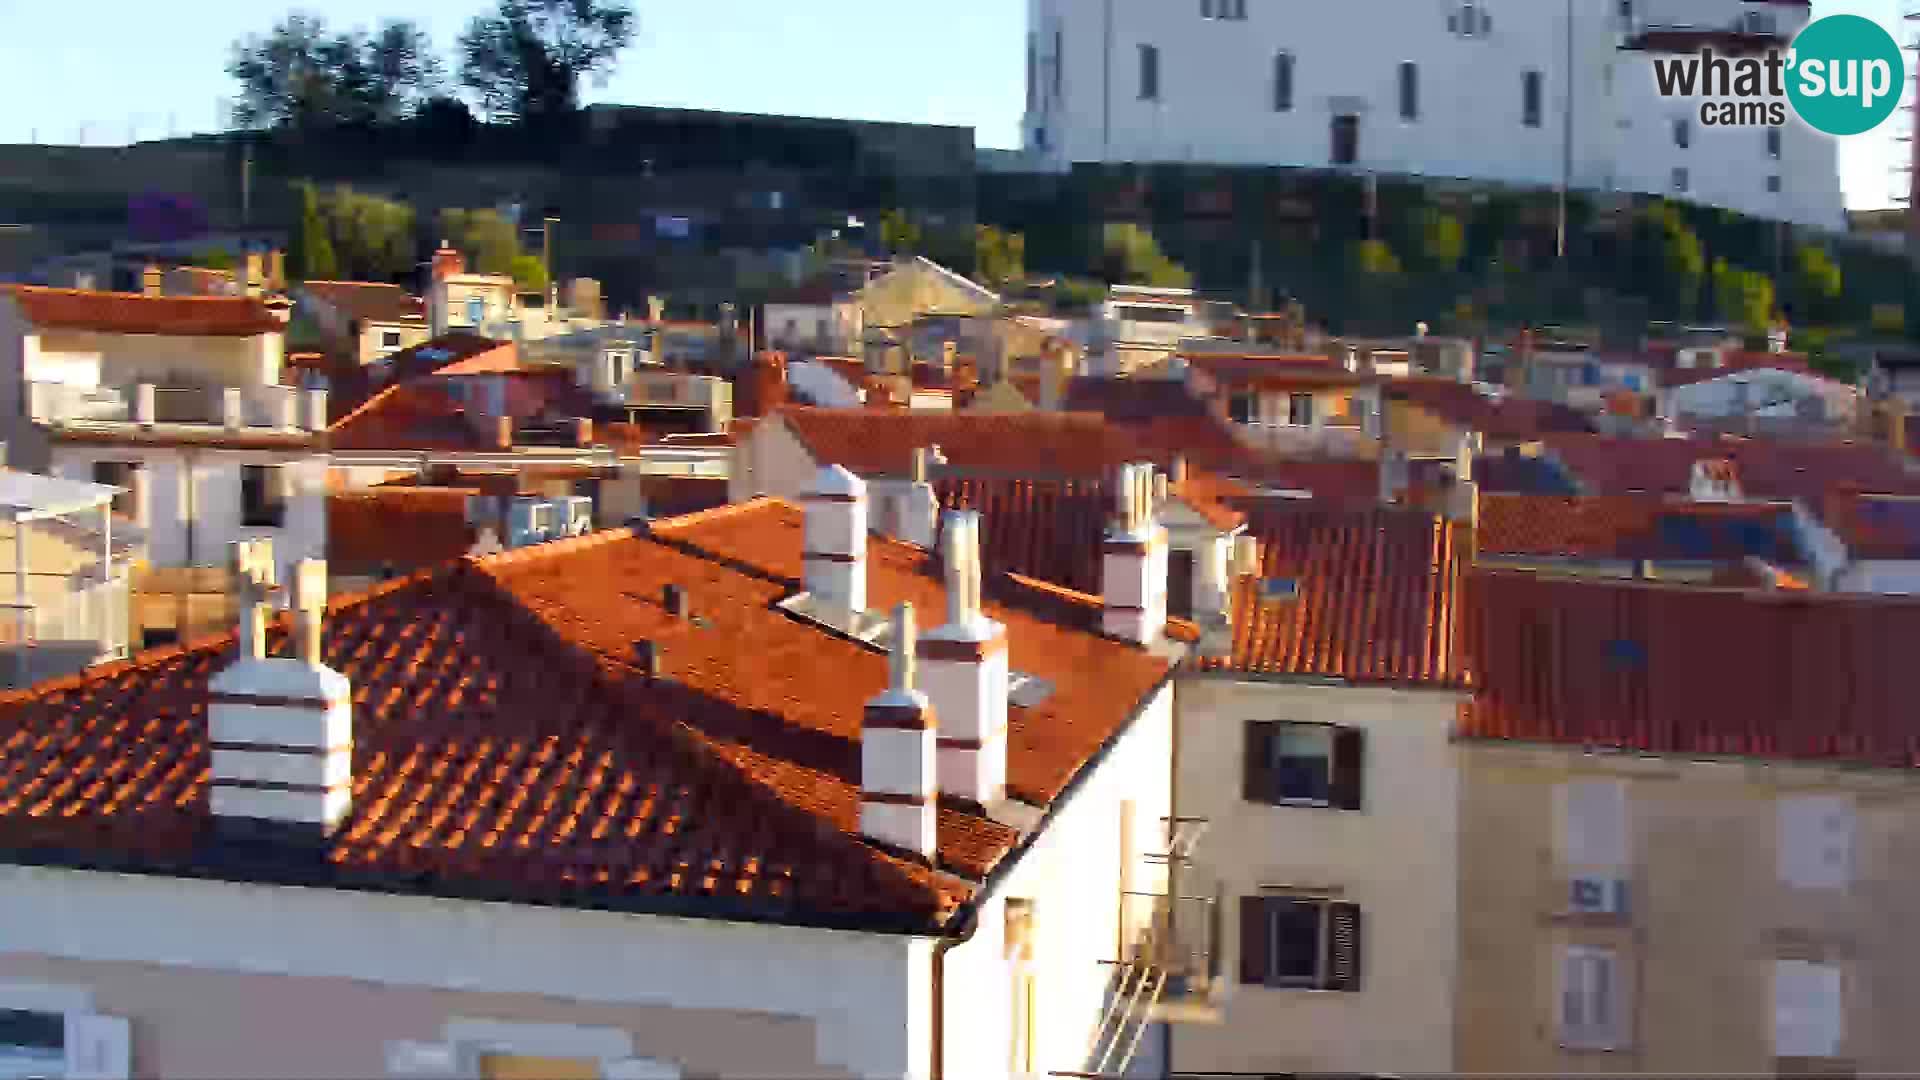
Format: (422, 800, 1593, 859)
(929, 908, 979, 1080)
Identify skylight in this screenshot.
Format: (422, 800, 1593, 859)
(1260, 578, 1300, 600)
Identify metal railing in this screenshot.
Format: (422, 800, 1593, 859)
(27, 381, 315, 430)
(0, 572, 130, 687)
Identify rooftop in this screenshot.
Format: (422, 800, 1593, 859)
(300, 281, 426, 326)
(1544, 434, 1920, 502)
(1383, 377, 1594, 442)
(1478, 494, 1803, 563)
(0, 500, 1176, 930)
(4, 286, 285, 338)
(775, 407, 1146, 479)
(326, 487, 480, 575)
(1819, 491, 1920, 561)
(1463, 571, 1920, 768)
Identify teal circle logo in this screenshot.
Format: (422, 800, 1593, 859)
(1787, 15, 1905, 136)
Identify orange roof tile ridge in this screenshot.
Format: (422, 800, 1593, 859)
(326, 380, 409, 433)
(466, 525, 640, 572)
(648, 497, 793, 536)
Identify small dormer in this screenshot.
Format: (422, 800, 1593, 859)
(1689, 458, 1742, 502)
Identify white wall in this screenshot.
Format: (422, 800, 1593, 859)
(0, 866, 922, 1079)
(1027, 0, 1841, 229)
(941, 681, 1175, 1080)
(1837, 561, 1920, 596)
(730, 417, 821, 504)
(788, 360, 865, 409)
(50, 447, 327, 582)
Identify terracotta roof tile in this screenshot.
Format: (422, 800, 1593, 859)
(301, 281, 425, 326)
(327, 488, 478, 575)
(1478, 494, 1802, 563)
(0, 500, 1174, 926)
(1384, 377, 1594, 442)
(328, 382, 491, 453)
(1462, 571, 1920, 767)
(934, 476, 1110, 594)
(1196, 505, 1469, 686)
(1181, 352, 1373, 390)
(326, 334, 516, 421)
(1819, 491, 1920, 560)
(5, 286, 284, 337)
(1545, 434, 1920, 502)
(776, 407, 1144, 479)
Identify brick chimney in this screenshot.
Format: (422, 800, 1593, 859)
(1102, 463, 1169, 646)
(749, 351, 789, 415)
(861, 602, 938, 858)
(803, 464, 868, 617)
(207, 544, 352, 843)
(431, 241, 465, 281)
(920, 511, 1008, 806)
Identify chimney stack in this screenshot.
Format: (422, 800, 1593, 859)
(1449, 432, 1482, 526)
(861, 602, 938, 857)
(222, 387, 244, 430)
(572, 417, 594, 447)
(1378, 449, 1409, 505)
(920, 511, 1009, 806)
(1101, 463, 1169, 646)
(431, 241, 465, 281)
(803, 464, 868, 617)
(134, 383, 156, 428)
(302, 388, 329, 432)
(899, 447, 940, 548)
(141, 264, 163, 298)
(492, 415, 514, 451)
(208, 544, 353, 843)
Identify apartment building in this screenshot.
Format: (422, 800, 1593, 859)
(1022, 0, 1844, 228)
(0, 464, 1196, 1079)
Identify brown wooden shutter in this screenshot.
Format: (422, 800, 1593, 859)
(1327, 901, 1363, 992)
(1331, 726, 1366, 811)
(1238, 896, 1270, 985)
(1243, 720, 1278, 803)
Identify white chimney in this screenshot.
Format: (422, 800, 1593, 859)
(302, 388, 329, 432)
(898, 447, 940, 548)
(134, 383, 156, 427)
(861, 602, 938, 857)
(1101, 463, 1169, 646)
(221, 387, 244, 430)
(919, 511, 1009, 806)
(207, 544, 353, 841)
(1449, 432, 1482, 525)
(802, 464, 868, 616)
(1378, 449, 1409, 505)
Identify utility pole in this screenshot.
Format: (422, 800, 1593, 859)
(543, 215, 559, 310)
(1557, 0, 1575, 262)
(241, 140, 254, 228)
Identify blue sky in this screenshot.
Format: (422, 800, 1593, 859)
(0, 0, 1906, 208)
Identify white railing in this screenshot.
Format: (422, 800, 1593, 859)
(28, 381, 322, 431)
(1231, 420, 1376, 458)
(0, 573, 130, 687)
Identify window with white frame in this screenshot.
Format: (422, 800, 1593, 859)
(1556, 778, 1628, 869)
(1287, 392, 1314, 426)
(1778, 794, 1855, 890)
(1558, 946, 1622, 1048)
(1774, 959, 1843, 1060)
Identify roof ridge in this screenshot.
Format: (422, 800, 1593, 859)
(326, 380, 410, 433)
(466, 525, 639, 571)
(648, 496, 792, 536)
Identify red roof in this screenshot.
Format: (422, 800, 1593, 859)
(934, 476, 1110, 594)
(327, 487, 478, 574)
(325, 333, 517, 422)
(1181, 352, 1372, 390)
(776, 407, 1147, 479)
(1061, 376, 1216, 424)
(328, 382, 494, 453)
(301, 281, 425, 326)
(5, 286, 284, 337)
(0, 500, 1176, 927)
(1195, 505, 1469, 686)
(1384, 377, 1594, 442)
(1819, 490, 1920, 560)
(1462, 571, 1920, 768)
(1545, 434, 1920, 502)
(1226, 459, 1381, 503)
(1478, 494, 1802, 563)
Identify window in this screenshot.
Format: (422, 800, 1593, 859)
(1229, 392, 1257, 424)
(1673, 116, 1690, 149)
(1238, 896, 1362, 991)
(1779, 794, 1854, 890)
(1273, 51, 1294, 112)
(1202, 0, 1247, 19)
(240, 464, 288, 528)
(1766, 127, 1782, 159)
(1744, 10, 1776, 34)
(381, 330, 403, 349)
(1052, 27, 1064, 99)
(1559, 946, 1622, 1048)
(91, 460, 140, 518)
(1672, 167, 1689, 193)
(1331, 114, 1359, 165)
(1398, 62, 1419, 120)
(1774, 960, 1843, 1059)
(1617, 0, 1633, 21)
(1449, 2, 1489, 36)
(530, 504, 554, 531)
(1523, 70, 1543, 128)
(1138, 44, 1160, 101)
(1556, 778, 1628, 869)
(1244, 720, 1364, 809)
(1767, 174, 1782, 194)
(465, 296, 484, 325)
(1287, 392, 1314, 426)
(0, 1009, 130, 1079)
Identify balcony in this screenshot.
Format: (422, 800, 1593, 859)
(27, 382, 328, 432)
(0, 571, 130, 688)
(1230, 420, 1377, 459)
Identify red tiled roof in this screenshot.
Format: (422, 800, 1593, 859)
(327, 487, 478, 574)
(1061, 377, 1215, 424)
(934, 476, 1111, 594)
(0, 500, 1175, 926)
(1478, 494, 1801, 562)
(1195, 505, 1469, 686)
(1545, 434, 1920, 502)
(325, 333, 516, 422)
(1462, 571, 1920, 767)
(5, 286, 284, 337)
(776, 407, 1146, 479)
(1169, 471, 1250, 531)
(1182, 352, 1372, 390)
(1384, 377, 1594, 442)
(301, 281, 425, 326)
(328, 382, 491, 453)
(1226, 459, 1382, 503)
(1819, 491, 1920, 560)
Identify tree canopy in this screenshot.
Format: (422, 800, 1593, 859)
(878, 210, 922, 257)
(228, 13, 441, 130)
(457, 0, 637, 125)
(1097, 224, 1191, 288)
(1711, 258, 1776, 337)
(288, 182, 337, 281)
(438, 208, 529, 278)
(975, 225, 1026, 288)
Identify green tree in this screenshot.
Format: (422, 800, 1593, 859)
(437, 208, 523, 276)
(878, 210, 922, 257)
(1097, 223, 1192, 288)
(1627, 201, 1706, 319)
(1350, 238, 1402, 276)
(510, 253, 550, 293)
(228, 13, 440, 129)
(1711, 258, 1776, 336)
(1788, 245, 1843, 326)
(974, 225, 1026, 288)
(457, 0, 636, 126)
(288, 182, 338, 281)
(1405, 208, 1464, 273)
(315, 186, 415, 281)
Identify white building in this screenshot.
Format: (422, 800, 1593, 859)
(1022, 0, 1843, 229)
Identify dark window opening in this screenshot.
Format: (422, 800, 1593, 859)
(1399, 62, 1419, 120)
(1331, 114, 1359, 165)
(1239, 897, 1363, 991)
(241, 464, 289, 528)
(1244, 720, 1365, 808)
(1767, 174, 1782, 193)
(91, 460, 141, 517)
(1287, 392, 1314, 426)
(1766, 127, 1782, 159)
(1274, 52, 1294, 112)
(1229, 393, 1258, 424)
(1673, 116, 1690, 149)
(1138, 44, 1160, 101)
(1523, 70, 1543, 128)
(1168, 549, 1196, 619)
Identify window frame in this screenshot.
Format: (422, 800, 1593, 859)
(1138, 43, 1160, 101)
(1673, 116, 1690, 149)
(1244, 719, 1365, 810)
(1286, 391, 1315, 426)
(1672, 166, 1690, 193)
(1239, 895, 1363, 992)
(381, 330, 404, 349)
(1558, 945, 1623, 1050)
(1398, 61, 1419, 121)
(91, 459, 141, 519)
(1274, 51, 1295, 112)
(1523, 70, 1543, 128)
(1767, 174, 1782, 194)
